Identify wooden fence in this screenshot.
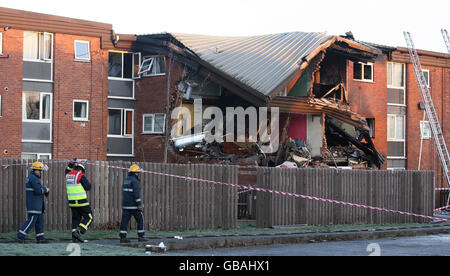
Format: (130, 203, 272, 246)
(0, 159, 436, 233)
(256, 168, 435, 227)
(0, 159, 238, 232)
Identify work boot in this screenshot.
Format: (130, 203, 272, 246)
(72, 230, 84, 243)
(120, 237, 131, 244)
(16, 237, 26, 244)
(138, 237, 149, 242)
(36, 239, 49, 244)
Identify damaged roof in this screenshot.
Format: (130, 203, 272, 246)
(170, 32, 331, 97)
(166, 32, 379, 98)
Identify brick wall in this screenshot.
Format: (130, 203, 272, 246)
(133, 58, 185, 162)
(52, 33, 109, 161)
(0, 29, 23, 158)
(347, 55, 388, 169)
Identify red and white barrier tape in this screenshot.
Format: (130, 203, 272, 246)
(434, 205, 450, 212)
(4, 159, 450, 223)
(82, 161, 450, 223)
(435, 188, 450, 191)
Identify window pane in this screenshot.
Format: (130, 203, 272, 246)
(74, 101, 87, 119)
(395, 116, 405, 139)
(125, 110, 133, 135)
(42, 94, 51, 120)
(24, 93, 40, 120)
(22, 154, 37, 160)
(43, 33, 52, 60)
(139, 58, 153, 74)
(353, 62, 362, 80)
(143, 115, 154, 132)
(387, 63, 392, 86)
(108, 52, 122, 78)
(364, 64, 372, 80)
(393, 63, 404, 87)
(123, 53, 133, 79)
(39, 154, 50, 160)
(108, 109, 122, 135)
(387, 115, 395, 139)
(154, 114, 165, 133)
(23, 32, 38, 60)
(75, 41, 90, 60)
(422, 71, 429, 87)
(154, 56, 166, 74)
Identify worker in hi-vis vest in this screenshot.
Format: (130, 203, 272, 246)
(65, 161, 93, 243)
(119, 164, 148, 243)
(17, 161, 50, 243)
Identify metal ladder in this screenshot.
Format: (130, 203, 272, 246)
(442, 29, 450, 54)
(403, 31, 450, 207)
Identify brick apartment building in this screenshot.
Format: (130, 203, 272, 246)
(0, 7, 449, 199)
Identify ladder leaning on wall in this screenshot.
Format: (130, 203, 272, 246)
(403, 31, 450, 208)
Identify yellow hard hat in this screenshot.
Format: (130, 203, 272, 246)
(129, 164, 141, 173)
(31, 161, 44, 171)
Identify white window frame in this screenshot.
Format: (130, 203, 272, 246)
(108, 51, 134, 81)
(23, 31, 53, 62)
(140, 55, 166, 77)
(21, 153, 52, 160)
(387, 114, 405, 142)
(420, 120, 431, 139)
(73, 100, 89, 121)
(422, 69, 430, 88)
(353, 62, 374, 82)
(22, 92, 52, 123)
(138, 57, 154, 75)
(0, 95, 2, 117)
(74, 40, 90, 61)
(0, 32, 3, 55)
(107, 108, 134, 138)
(387, 62, 406, 107)
(142, 113, 166, 134)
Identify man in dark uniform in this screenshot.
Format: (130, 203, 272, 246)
(119, 164, 147, 243)
(17, 161, 50, 243)
(65, 161, 93, 243)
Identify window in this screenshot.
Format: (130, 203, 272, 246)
(108, 108, 133, 136)
(74, 40, 90, 61)
(0, 32, 3, 55)
(139, 56, 166, 77)
(353, 62, 373, 81)
(422, 69, 430, 88)
(420, 121, 431, 139)
(108, 52, 133, 79)
(23, 31, 53, 61)
(366, 118, 375, 138)
(23, 92, 52, 121)
(21, 153, 51, 160)
(387, 62, 405, 88)
(73, 100, 89, 121)
(387, 115, 405, 140)
(143, 114, 166, 134)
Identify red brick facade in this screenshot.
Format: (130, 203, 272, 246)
(133, 60, 184, 163)
(0, 29, 23, 159)
(52, 33, 109, 160)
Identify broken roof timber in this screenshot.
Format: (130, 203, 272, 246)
(268, 96, 370, 131)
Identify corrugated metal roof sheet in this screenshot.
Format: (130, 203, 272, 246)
(171, 32, 333, 96)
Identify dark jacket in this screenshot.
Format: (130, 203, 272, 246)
(25, 171, 48, 214)
(122, 174, 142, 209)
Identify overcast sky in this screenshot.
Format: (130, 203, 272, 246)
(1, 0, 449, 53)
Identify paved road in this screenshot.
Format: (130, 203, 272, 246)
(171, 234, 450, 256)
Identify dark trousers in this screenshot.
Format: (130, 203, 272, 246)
(119, 209, 145, 238)
(18, 213, 45, 240)
(71, 205, 93, 234)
